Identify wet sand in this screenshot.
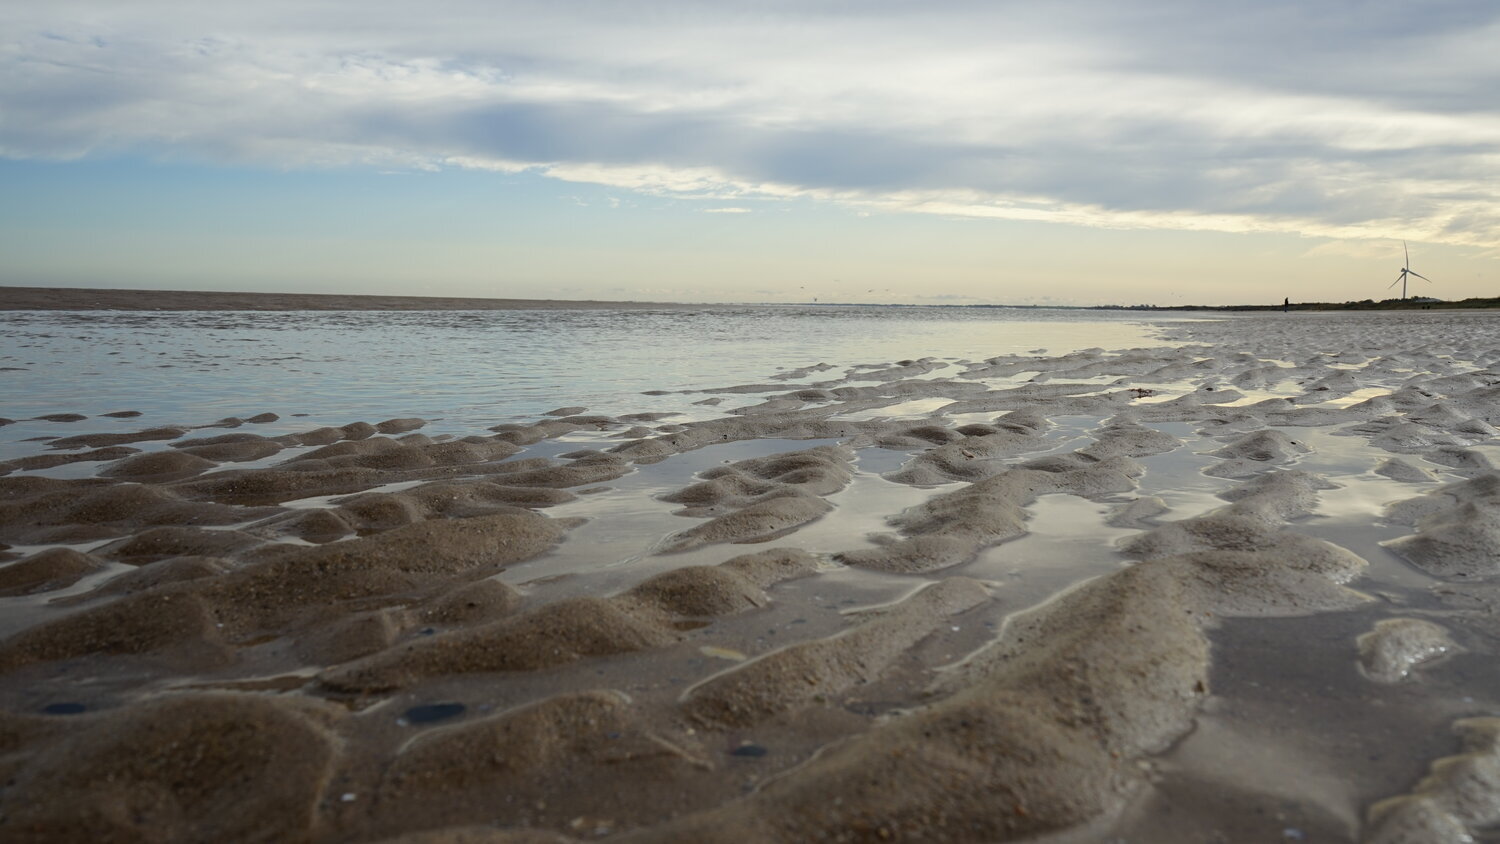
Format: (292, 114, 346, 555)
(1, 310, 1499, 842)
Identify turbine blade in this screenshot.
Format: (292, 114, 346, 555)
(1388, 275, 1403, 289)
(1404, 240, 1409, 266)
(1410, 271, 1431, 282)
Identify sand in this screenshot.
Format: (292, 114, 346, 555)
(1, 309, 1499, 842)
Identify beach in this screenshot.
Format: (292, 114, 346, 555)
(1, 301, 1498, 843)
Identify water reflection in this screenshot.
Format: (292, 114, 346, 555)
(0, 305, 1195, 460)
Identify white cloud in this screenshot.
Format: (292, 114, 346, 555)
(1303, 240, 1405, 260)
(703, 207, 751, 214)
(3, 1, 1499, 245)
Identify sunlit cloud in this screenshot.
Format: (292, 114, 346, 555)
(3, 1, 1498, 245)
(1303, 240, 1407, 260)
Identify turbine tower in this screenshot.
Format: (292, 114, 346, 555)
(1388, 240, 1432, 300)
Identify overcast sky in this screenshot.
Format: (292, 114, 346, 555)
(3, 1, 1497, 304)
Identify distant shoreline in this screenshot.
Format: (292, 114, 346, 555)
(0, 285, 1495, 312)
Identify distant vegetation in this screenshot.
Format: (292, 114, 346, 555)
(1096, 296, 1500, 312)
(923, 297, 1500, 312)
(830, 297, 1500, 312)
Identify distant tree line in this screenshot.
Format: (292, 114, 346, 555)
(803, 297, 1500, 311)
(1145, 296, 1500, 312)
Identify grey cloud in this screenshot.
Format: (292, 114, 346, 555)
(1087, 2, 1500, 114)
(3, 1, 1498, 243)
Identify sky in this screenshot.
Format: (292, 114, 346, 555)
(2, 1, 1498, 306)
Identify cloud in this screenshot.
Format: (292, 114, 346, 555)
(3, 1, 1499, 245)
(703, 207, 751, 213)
(1303, 239, 1404, 260)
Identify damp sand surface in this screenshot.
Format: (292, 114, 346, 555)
(1, 308, 1499, 842)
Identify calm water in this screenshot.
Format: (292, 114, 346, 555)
(0, 305, 1201, 460)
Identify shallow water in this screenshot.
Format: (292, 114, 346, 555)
(0, 305, 1185, 460)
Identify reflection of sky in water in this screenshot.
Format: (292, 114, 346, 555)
(0, 306, 1196, 458)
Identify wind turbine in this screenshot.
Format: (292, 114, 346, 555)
(1388, 240, 1432, 300)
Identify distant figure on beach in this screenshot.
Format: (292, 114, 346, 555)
(1283, 297, 1290, 312)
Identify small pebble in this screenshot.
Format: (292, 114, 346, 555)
(730, 743, 769, 758)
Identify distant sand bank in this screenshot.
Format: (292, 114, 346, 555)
(0, 285, 702, 311)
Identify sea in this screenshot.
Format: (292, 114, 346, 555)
(0, 305, 1205, 460)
